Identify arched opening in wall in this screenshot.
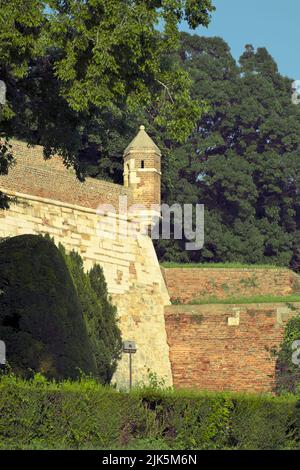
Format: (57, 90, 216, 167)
(141, 160, 145, 169)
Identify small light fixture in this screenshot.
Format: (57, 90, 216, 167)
(122, 341, 137, 390)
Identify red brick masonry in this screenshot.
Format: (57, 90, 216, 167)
(162, 267, 300, 303)
(0, 141, 133, 210)
(165, 303, 300, 393)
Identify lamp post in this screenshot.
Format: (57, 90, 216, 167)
(122, 341, 137, 390)
(0, 340, 6, 369)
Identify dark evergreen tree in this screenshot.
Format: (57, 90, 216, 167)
(155, 34, 300, 269)
(89, 264, 122, 382)
(0, 235, 97, 380)
(59, 245, 122, 383)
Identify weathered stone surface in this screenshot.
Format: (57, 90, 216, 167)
(0, 136, 172, 388)
(0, 196, 172, 387)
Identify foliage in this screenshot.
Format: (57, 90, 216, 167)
(33, 31, 299, 271)
(0, 138, 13, 208)
(0, 373, 145, 450)
(276, 315, 300, 394)
(0, 0, 215, 175)
(1, 373, 300, 450)
(140, 390, 233, 449)
(228, 393, 298, 450)
(58, 244, 122, 384)
(2, 5, 300, 270)
(154, 34, 300, 269)
(0, 235, 97, 380)
(0, 0, 45, 199)
(0, 233, 121, 383)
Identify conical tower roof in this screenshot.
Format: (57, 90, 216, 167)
(124, 125, 161, 156)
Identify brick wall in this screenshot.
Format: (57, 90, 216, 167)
(124, 148, 161, 209)
(0, 141, 133, 210)
(165, 303, 300, 393)
(162, 267, 300, 303)
(135, 170, 161, 208)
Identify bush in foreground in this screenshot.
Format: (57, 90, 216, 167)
(1, 374, 300, 450)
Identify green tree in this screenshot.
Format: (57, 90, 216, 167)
(0, 1, 215, 179)
(89, 264, 122, 382)
(155, 34, 300, 269)
(0, 0, 45, 206)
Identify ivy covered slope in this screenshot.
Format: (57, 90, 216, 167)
(0, 235, 97, 380)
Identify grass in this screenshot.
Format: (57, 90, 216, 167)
(161, 262, 286, 269)
(188, 294, 300, 305)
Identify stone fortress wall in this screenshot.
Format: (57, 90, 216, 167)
(2, 134, 300, 393)
(0, 135, 173, 388)
(2, 141, 134, 209)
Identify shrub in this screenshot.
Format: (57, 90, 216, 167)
(0, 235, 97, 380)
(1, 375, 300, 450)
(276, 315, 300, 393)
(229, 394, 298, 449)
(0, 374, 145, 450)
(137, 388, 300, 450)
(135, 388, 234, 450)
(89, 264, 122, 382)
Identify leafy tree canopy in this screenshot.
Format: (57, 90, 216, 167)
(154, 34, 300, 269)
(0, 0, 215, 182)
(2, 5, 300, 270)
(75, 32, 300, 270)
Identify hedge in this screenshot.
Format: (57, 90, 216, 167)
(1, 374, 300, 450)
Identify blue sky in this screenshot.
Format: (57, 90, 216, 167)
(180, 0, 299, 79)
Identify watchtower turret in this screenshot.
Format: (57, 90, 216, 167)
(123, 125, 161, 227)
